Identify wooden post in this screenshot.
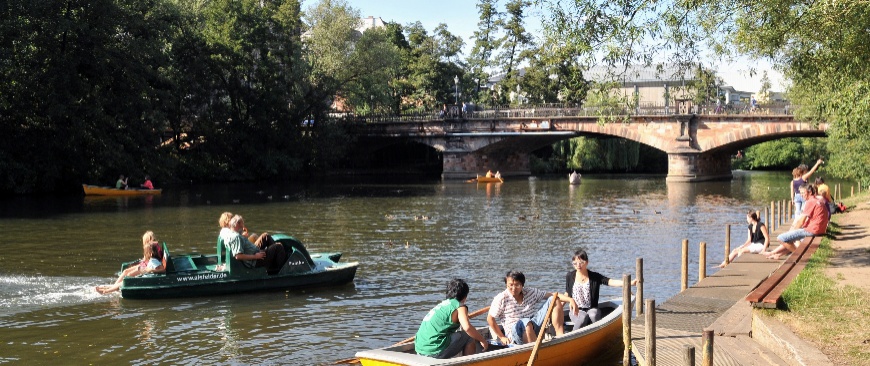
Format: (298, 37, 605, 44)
(851, 185, 854, 197)
(699, 241, 706, 281)
(623, 274, 632, 366)
(684, 345, 696, 366)
(645, 299, 656, 366)
(702, 329, 714, 366)
(681, 239, 689, 291)
(776, 200, 783, 227)
(724, 224, 731, 265)
(770, 201, 776, 231)
(636, 258, 644, 317)
(764, 208, 769, 229)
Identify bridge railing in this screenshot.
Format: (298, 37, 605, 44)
(338, 101, 795, 123)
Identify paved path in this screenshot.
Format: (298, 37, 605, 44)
(630, 225, 795, 365)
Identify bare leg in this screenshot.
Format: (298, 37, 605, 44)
(551, 300, 565, 336)
(523, 323, 536, 344)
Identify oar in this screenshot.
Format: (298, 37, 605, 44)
(332, 305, 491, 365)
(528, 293, 559, 366)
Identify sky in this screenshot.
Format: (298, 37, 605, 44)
(302, 0, 785, 93)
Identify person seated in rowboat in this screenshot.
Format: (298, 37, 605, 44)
(415, 279, 489, 358)
(223, 215, 287, 274)
(717, 211, 770, 268)
(140, 175, 154, 190)
(116, 175, 129, 190)
(562, 249, 636, 328)
(96, 231, 165, 294)
(487, 271, 575, 345)
(485, 170, 493, 178)
(494, 171, 501, 179)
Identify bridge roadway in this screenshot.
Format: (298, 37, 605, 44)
(347, 107, 827, 182)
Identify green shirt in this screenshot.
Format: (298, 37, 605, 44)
(225, 233, 260, 268)
(414, 298, 462, 356)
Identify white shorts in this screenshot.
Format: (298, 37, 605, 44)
(747, 242, 765, 254)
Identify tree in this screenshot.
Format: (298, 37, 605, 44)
(467, 0, 502, 105)
(0, 0, 182, 193)
(757, 70, 772, 103)
(495, 0, 535, 95)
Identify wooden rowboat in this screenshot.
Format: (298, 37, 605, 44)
(354, 298, 627, 366)
(82, 184, 162, 196)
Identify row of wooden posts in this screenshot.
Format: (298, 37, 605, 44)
(617, 183, 862, 366)
(620, 249, 714, 366)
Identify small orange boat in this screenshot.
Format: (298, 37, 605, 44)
(82, 184, 162, 196)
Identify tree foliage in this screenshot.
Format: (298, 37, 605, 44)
(540, 0, 870, 185)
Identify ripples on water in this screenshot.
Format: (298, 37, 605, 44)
(0, 172, 813, 364)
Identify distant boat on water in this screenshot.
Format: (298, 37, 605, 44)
(568, 171, 582, 185)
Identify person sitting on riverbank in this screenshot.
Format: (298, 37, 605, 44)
(815, 177, 835, 215)
(762, 184, 829, 260)
(225, 215, 287, 274)
(96, 231, 165, 294)
(717, 211, 770, 268)
(563, 249, 636, 328)
(116, 175, 128, 190)
(487, 270, 573, 345)
(415, 279, 488, 358)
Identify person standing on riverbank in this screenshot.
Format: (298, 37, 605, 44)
(791, 159, 824, 219)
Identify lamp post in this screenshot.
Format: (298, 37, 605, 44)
(454, 75, 459, 105)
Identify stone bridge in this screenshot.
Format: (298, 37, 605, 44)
(349, 113, 827, 182)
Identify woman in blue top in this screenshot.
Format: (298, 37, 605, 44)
(414, 279, 488, 358)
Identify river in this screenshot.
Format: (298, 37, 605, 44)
(0, 171, 828, 365)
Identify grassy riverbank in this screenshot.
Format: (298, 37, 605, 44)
(772, 192, 870, 365)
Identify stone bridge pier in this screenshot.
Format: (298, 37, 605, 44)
(413, 133, 568, 180)
(442, 150, 530, 179)
(666, 151, 734, 182)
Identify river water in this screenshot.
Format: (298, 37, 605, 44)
(0, 171, 826, 365)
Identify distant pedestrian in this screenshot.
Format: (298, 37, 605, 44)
(461, 102, 468, 118)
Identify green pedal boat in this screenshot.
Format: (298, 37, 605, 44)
(117, 234, 358, 299)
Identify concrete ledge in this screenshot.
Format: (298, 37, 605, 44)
(751, 312, 831, 366)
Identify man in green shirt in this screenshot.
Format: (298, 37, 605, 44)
(415, 279, 489, 358)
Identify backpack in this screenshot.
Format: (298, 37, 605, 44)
(836, 202, 847, 213)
